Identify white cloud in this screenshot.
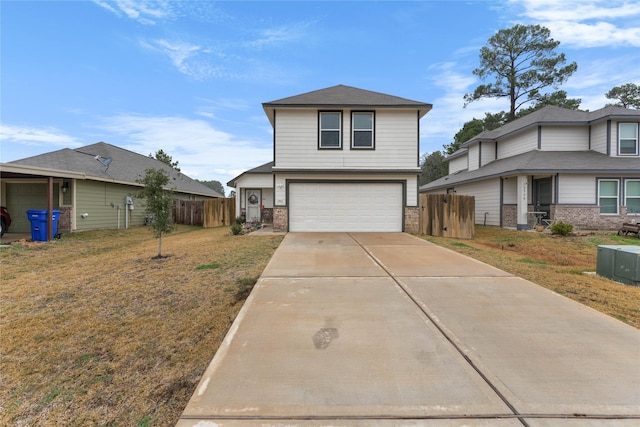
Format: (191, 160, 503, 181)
(0, 124, 82, 147)
(92, 0, 175, 25)
(513, 0, 640, 47)
(140, 39, 223, 80)
(97, 114, 272, 189)
(245, 23, 309, 49)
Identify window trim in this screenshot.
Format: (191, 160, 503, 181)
(597, 178, 620, 215)
(350, 111, 375, 150)
(318, 111, 343, 150)
(625, 178, 640, 215)
(618, 122, 639, 156)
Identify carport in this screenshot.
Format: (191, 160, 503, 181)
(0, 163, 83, 240)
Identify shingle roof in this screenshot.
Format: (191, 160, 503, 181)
(262, 84, 432, 125)
(227, 161, 273, 188)
(462, 105, 640, 147)
(421, 150, 640, 191)
(7, 142, 223, 197)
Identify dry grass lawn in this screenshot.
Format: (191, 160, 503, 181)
(419, 226, 640, 328)
(1, 226, 283, 426)
(2, 225, 639, 426)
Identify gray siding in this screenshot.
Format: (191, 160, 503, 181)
(542, 126, 589, 151)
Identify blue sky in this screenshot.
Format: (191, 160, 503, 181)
(1, 0, 639, 192)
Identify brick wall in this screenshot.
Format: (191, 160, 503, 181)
(553, 205, 635, 231)
(502, 205, 516, 228)
(58, 207, 73, 233)
(273, 207, 288, 232)
(404, 207, 419, 233)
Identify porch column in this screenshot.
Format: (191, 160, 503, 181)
(517, 175, 529, 230)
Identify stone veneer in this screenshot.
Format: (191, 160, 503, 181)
(404, 207, 419, 234)
(273, 207, 288, 232)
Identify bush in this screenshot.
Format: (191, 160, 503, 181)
(230, 222, 243, 235)
(234, 215, 245, 224)
(551, 221, 573, 236)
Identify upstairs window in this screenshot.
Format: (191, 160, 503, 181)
(352, 112, 374, 149)
(626, 179, 640, 214)
(319, 112, 342, 149)
(598, 179, 619, 214)
(618, 123, 638, 155)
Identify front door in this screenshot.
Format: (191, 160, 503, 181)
(534, 178, 552, 219)
(245, 189, 261, 223)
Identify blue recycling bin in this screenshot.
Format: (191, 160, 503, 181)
(26, 209, 60, 241)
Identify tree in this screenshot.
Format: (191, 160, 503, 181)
(605, 83, 640, 109)
(419, 151, 448, 186)
(444, 119, 485, 155)
(444, 113, 507, 155)
(464, 24, 577, 122)
(150, 149, 180, 171)
(198, 180, 225, 196)
(137, 168, 175, 258)
(516, 90, 582, 117)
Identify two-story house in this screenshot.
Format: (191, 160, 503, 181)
(228, 85, 432, 232)
(420, 105, 640, 231)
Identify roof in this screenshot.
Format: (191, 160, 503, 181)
(4, 142, 223, 198)
(421, 150, 640, 192)
(227, 161, 274, 188)
(262, 84, 432, 126)
(462, 105, 640, 147)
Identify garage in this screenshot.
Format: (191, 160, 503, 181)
(288, 182, 404, 232)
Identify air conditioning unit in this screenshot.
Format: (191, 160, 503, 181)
(596, 245, 640, 286)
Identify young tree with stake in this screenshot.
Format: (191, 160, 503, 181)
(137, 168, 175, 258)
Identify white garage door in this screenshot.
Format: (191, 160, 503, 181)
(289, 182, 403, 232)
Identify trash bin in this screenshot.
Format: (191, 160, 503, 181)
(26, 209, 60, 241)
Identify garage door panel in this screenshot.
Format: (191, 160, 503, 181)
(289, 183, 403, 232)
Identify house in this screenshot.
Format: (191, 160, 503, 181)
(1, 142, 222, 234)
(420, 106, 640, 231)
(227, 85, 432, 232)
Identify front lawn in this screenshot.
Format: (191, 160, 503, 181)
(0, 226, 283, 426)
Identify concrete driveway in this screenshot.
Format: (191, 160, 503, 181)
(178, 232, 640, 426)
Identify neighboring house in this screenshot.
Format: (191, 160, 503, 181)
(227, 85, 432, 232)
(1, 142, 222, 234)
(420, 106, 640, 231)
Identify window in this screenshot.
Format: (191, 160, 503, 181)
(352, 112, 374, 149)
(319, 112, 341, 149)
(626, 179, 640, 214)
(598, 179, 619, 214)
(618, 123, 638, 155)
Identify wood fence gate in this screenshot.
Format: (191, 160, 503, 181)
(172, 198, 235, 227)
(419, 194, 475, 239)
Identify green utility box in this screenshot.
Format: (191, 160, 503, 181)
(596, 245, 640, 286)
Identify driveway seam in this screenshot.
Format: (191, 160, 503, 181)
(347, 232, 529, 427)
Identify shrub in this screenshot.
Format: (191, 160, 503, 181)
(234, 216, 245, 224)
(230, 222, 243, 235)
(551, 221, 573, 236)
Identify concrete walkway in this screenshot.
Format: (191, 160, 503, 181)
(178, 233, 640, 426)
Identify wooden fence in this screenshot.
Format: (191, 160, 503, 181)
(419, 193, 475, 239)
(203, 198, 235, 228)
(172, 198, 235, 228)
